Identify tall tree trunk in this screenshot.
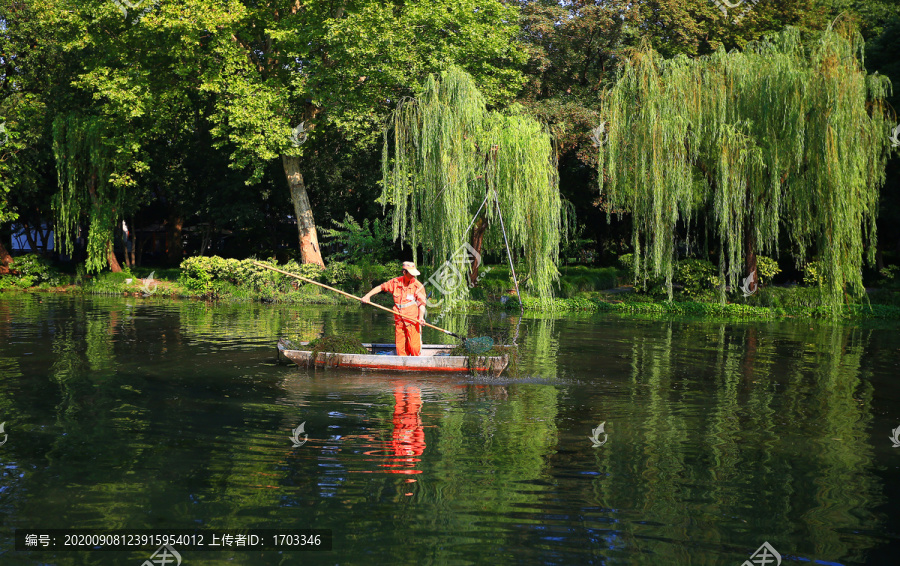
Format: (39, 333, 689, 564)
(166, 213, 184, 267)
(0, 239, 12, 273)
(282, 154, 324, 266)
(128, 218, 136, 267)
(745, 224, 758, 292)
(107, 241, 123, 272)
(469, 216, 487, 285)
(87, 174, 122, 272)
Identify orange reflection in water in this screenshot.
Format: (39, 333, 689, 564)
(383, 384, 425, 474)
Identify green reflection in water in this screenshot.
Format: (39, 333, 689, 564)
(0, 295, 896, 565)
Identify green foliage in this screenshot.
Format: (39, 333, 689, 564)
(803, 260, 826, 286)
(83, 271, 135, 295)
(553, 266, 619, 298)
(598, 24, 892, 313)
(674, 259, 718, 298)
(179, 257, 301, 293)
(52, 114, 144, 274)
(306, 336, 369, 357)
(382, 66, 562, 304)
(7, 254, 64, 286)
(177, 255, 401, 296)
(322, 214, 393, 263)
(747, 286, 826, 309)
(756, 255, 781, 283)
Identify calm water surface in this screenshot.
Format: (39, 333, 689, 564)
(1, 294, 899, 565)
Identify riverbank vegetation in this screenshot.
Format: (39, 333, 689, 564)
(4, 252, 900, 320)
(2, 1, 899, 318)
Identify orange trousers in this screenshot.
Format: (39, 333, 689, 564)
(394, 306, 421, 356)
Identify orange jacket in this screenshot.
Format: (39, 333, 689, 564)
(381, 276, 426, 312)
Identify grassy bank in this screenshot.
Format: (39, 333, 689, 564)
(2, 254, 900, 320)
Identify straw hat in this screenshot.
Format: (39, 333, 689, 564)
(401, 261, 420, 276)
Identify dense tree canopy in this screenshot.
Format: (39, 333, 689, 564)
(382, 66, 562, 302)
(0, 0, 896, 304)
(597, 22, 894, 310)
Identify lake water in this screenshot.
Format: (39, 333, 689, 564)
(1, 294, 899, 565)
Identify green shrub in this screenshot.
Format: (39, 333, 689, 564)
(180, 256, 311, 292)
(673, 259, 718, 298)
(7, 254, 65, 287)
(618, 253, 635, 272)
(321, 214, 394, 263)
(803, 260, 825, 286)
(747, 286, 825, 309)
(756, 256, 781, 283)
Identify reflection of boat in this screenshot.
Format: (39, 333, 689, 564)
(277, 339, 509, 376)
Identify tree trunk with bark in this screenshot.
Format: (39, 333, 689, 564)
(0, 239, 13, 273)
(166, 213, 184, 267)
(107, 241, 122, 272)
(282, 154, 324, 266)
(744, 224, 757, 292)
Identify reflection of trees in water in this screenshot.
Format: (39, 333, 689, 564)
(590, 320, 882, 563)
(405, 383, 560, 560)
(1, 297, 892, 564)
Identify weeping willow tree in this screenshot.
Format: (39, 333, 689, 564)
(53, 115, 138, 273)
(381, 66, 562, 304)
(597, 22, 893, 312)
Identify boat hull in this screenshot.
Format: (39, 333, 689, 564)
(277, 340, 509, 377)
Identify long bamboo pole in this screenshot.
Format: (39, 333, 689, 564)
(251, 261, 463, 338)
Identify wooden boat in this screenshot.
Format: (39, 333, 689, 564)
(277, 339, 509, 376)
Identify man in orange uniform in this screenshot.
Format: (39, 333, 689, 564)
(361, 261, 427, 356)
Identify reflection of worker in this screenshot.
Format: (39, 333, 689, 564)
(361, 261, 427, 356)
(391, 385, 425, 457)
